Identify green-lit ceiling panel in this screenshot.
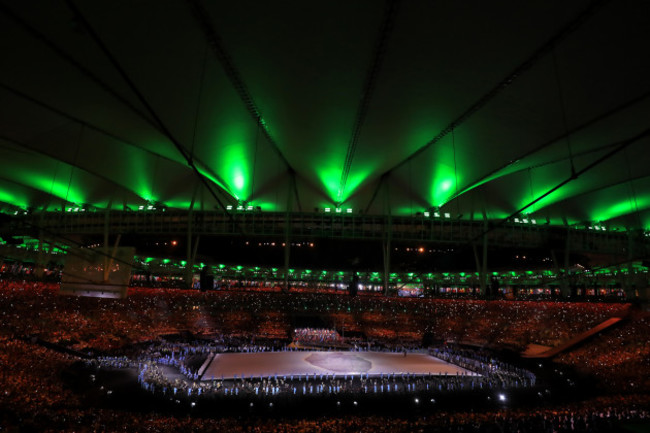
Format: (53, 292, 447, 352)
(315, 140, 357, 204)
(0, 188, 28, 209)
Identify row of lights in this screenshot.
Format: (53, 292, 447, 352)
(244, 241, 314, 247)
(66, 206, 89, 212)
(513, 217, 537, 224)
(423, 211, 451, 218)
(226, 204, 261, 212)
(324, 207, 353, 214)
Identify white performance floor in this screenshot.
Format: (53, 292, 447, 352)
(201, 351, 478, 380)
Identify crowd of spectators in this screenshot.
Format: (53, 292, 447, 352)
(0, 280, 633, 354)
(1, 279, 649, 432)
(2, 392, 649, 432)
(556, 308, 650, 392)
(293, 328, 345, 347)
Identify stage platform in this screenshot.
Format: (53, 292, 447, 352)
(201, 351, 478, 380)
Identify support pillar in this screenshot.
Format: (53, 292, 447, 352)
(35, 228, 45, 279)
(562, 227, 572, 297)
(550, 249, 568, 296)
(186, 189, 197, 289)
(284, 176, 294, 292)
(104, 234, 121, 283)
(481, 223, 488, 296)
(382, 228, 391, 296)
(103, 209, 110, 278)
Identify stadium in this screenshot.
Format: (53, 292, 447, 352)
(1, 1, 649, 431)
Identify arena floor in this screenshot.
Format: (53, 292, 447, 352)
(201, 351, 478, 380)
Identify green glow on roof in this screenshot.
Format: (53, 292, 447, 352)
(428, 140, 462, 208)
(591, 196, 650, 222)
(0, 189, 28, 209)
(317, 164, 341, 204)
(252, 201, 277, 211)
(316, 152, 373, 204)
(431, 174, 457, 208)
(393, 207, 414, 216)
(195, 167, 234, 198)
(28, 170, 85, 205)
(211, 125, 255, 201)
(164, 201, 193, 210)
(338, 167, 374, 204)
(524, 181, 585, 215)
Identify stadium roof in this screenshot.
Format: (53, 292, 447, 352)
(1, 0, 649, 229)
